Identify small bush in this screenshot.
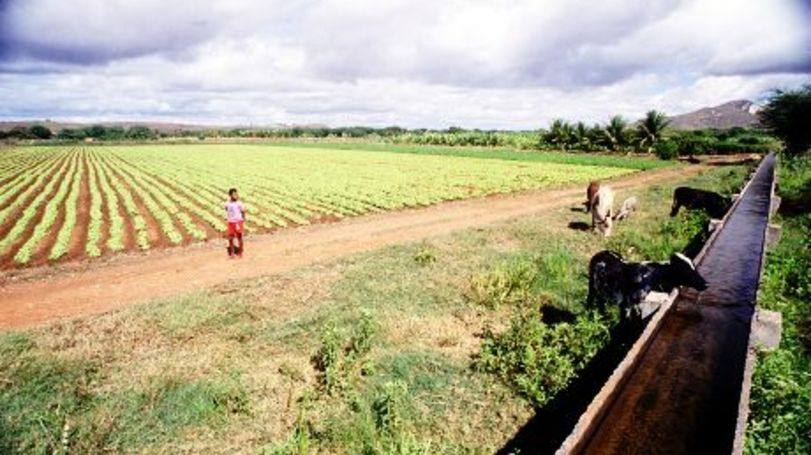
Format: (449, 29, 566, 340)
(654, 139, 679, 160)
(476, 311, 610, 407)
(313, 325, 345, 394)
(371, 380, 409, 434)
(413, 245, 437, 266)
(312, 312, 379, 394)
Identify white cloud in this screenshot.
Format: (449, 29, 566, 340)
(0, 0, 808, 127)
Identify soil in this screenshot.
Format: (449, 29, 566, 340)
(0, 165, 706, 330)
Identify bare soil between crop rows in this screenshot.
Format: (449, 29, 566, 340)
(0, 165, 707, 330)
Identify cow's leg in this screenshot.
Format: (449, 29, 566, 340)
(670, 199, 681, 217)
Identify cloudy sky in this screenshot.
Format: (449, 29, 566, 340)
(0, 0, 809, 129)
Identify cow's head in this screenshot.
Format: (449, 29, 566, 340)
(669, 253, 707, 291)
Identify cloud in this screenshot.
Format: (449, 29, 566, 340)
(0, 0, 227, 64)
(0, 0, 808, 127)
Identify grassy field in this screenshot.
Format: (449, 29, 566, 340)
(745, 156, 811, 454)
(0, 164, 746, 453)
(261, 141, 676, 171)
(0, 144, 641, 267)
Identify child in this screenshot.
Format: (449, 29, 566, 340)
(225, 188, 246, 258)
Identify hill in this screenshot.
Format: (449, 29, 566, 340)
(668, 100, 760, 130)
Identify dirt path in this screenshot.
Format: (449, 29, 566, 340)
(0, 165, 706, 330)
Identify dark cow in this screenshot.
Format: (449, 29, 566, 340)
(587, 250, 707, 320)
(584, 181, 600, 212)
(670, 187, 730, 219)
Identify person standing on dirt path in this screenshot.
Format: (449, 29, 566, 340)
(225, 188, 246, 258)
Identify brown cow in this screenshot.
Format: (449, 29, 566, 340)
(585, 181, 600, 212)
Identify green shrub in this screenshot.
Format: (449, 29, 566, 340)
(413, 245, 437, 266)
(476, 311, 610, 407)
(654, 139, 679, 160)
(313, 312, 379, 394)
(371, 380, 409, 434)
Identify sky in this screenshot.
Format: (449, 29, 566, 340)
(0, 0, 809, 129)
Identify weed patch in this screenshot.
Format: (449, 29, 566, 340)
(476, 311, 610, 407)
(745, 155, 811, 454)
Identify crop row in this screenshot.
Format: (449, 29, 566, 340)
(0, 144, 632, 267)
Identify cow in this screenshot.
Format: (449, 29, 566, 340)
(670, 187, 730, 219)
(614, 196, 639, 221)
(584, 181, 600, 212)
(587, 250, 707, 321)
(591, 185, 614, 236)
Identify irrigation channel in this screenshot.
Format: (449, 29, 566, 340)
(559, 153, 777, 454)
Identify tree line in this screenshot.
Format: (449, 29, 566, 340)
(0, 124, 157, 141)
(4, 85, 808, 157)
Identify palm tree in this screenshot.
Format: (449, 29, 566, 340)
(637, 110, 670, 153)
(603, 115, 629, 152)
(573, 121, 590, 150)
(545, 119, 575, 150)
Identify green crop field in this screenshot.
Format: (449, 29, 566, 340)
(0, 144, 639, 267)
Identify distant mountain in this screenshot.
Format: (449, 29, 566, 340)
(668, 100, 760, 130)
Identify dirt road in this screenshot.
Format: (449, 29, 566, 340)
(0, 165, 705, 330)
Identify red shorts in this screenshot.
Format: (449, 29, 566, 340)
(226, 221, 244, 237)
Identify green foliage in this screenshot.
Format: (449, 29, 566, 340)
(371, 380, 409, 434)
(56, 125, 158, 142)
(745, 156, 811, 453)
(467, 248, 585, 310)
(759, 85, 811, 156)
(476, 311, 610, 407)
(637, 110, 670, 153)
(654, 138, 679, 160)
(313, 312, 380, 395)
(604, 115, 630, 151)
(28, 125, 53, 140)
(608, 210, 709, 261)
(669, 128, 777, 156)
(413, 244, 437, 266)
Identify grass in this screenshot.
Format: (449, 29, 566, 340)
(0, 163, 748, 452)
(745, 155, 811, 454)
(266, 140, 677, 171)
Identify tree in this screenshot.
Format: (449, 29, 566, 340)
(84, 124, 107, 138)
(125, 126, 156, 140)
(545, 119, 575, 150)
(603, 115, 629, 151)
(57, 128, 86, 140)
(572, 121, 590, 150)
(637, 110, 669, 153)
(28, 125, 53, 139)
(760, 85, 811, 156)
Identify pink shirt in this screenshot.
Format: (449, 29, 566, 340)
(225, 200, 245, 223)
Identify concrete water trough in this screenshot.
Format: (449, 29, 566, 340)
(556, 153, 781, 455)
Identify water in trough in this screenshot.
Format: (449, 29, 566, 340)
(580, 154, 776, 454)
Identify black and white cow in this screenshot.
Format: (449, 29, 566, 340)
(670, 187, 730, 219)
(587, 250, 707, 320)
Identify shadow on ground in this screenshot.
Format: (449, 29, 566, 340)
(567, 221, 591, 231)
